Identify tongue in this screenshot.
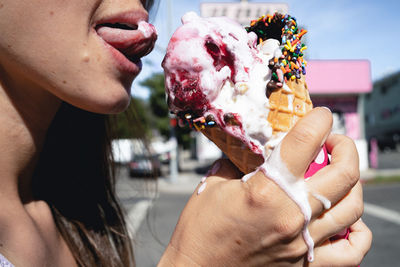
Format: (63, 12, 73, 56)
(96, 26, 142, 50)
(96, 21, 157, 57)
(97, 21, 157, 49)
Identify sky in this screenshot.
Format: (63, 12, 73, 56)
(131, 0, 400, 99)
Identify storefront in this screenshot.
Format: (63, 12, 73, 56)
(306, 60, 372, 170)
(365, 71, 400, 152)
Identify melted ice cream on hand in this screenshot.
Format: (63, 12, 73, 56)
(162, 12, 324, 262)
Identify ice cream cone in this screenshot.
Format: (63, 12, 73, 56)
(202, 126, 264, 174)
(268, 76, 313, 134)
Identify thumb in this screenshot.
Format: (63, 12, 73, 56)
(280, 107, 333, 178)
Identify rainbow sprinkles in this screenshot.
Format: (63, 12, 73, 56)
(246, 13, 308, 97)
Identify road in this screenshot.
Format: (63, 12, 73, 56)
(116, 166, 400, 266)
(362, 183, 400, 266)
(377, 149, 400, 169)
(116, 166, 196, 266)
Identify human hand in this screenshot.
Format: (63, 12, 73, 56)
(158, 108, 372, 266)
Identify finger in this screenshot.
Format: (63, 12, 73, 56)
(310, 219, 372, 266)
(306, 133, 360, 217)
(280, 107, 333, 178)
(347, 219, 373, 258)
(309, 182, 363, 244)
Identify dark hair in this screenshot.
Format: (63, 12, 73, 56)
(32, 102, 134, 267)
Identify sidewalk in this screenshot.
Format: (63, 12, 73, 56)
(158, 152, 206, 194)
(157, 150, 400, 194)
(158, 171, 203, 194)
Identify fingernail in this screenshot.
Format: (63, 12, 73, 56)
(321, 106, 331, 113)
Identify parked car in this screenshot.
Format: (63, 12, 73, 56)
(158, 151, 171, 164)
(128, 154, 161, 177)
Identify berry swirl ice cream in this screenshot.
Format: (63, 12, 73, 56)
(162, 12, 311, 162)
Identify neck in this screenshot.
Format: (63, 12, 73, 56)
(0, 68, 61, 203)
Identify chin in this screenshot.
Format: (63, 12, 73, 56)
(97, 93, 131, 114)
(100, 75, 135, 114)
(76, 87, 132, 115)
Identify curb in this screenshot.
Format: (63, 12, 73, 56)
(361, 168, 400, 180)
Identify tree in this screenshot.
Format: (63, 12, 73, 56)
(141, 73, 170, 138)
(111, 97, 152, 139)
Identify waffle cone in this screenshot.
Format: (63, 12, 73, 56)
(201, 76, 312, 174)
(202, 126, 264, 174)
(267, 76, 313, 134)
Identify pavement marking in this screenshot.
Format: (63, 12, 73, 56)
(364, 202, 400, 226)
(126, 200, 153, 236)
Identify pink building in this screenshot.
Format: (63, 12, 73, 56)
(306, 60, 372, 170)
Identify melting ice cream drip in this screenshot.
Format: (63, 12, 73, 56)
(242, 143, 314, 262)
(138, 21, 157, 38)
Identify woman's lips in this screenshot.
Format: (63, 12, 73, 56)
(96, 21, 157, 73)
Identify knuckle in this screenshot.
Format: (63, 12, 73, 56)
(246, 182, 273, 209)
(289, 241, 309, 259)
(351, 251, 365, 267)
(341, 134, 359, 153)
(366, 225, 373, 245)
(340, 136, 360, 185)
(337, 134, 360, 185)
(353, 196, 364, 220)
(341, 200, 364, 227)
(341, 166, 360, 188)
(276, 238, 308, 261)
(274, 213, 304, 241)
(291, 126, 319, 147)
(244, 171, 281, 209)
(346, 183, 364, 222)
